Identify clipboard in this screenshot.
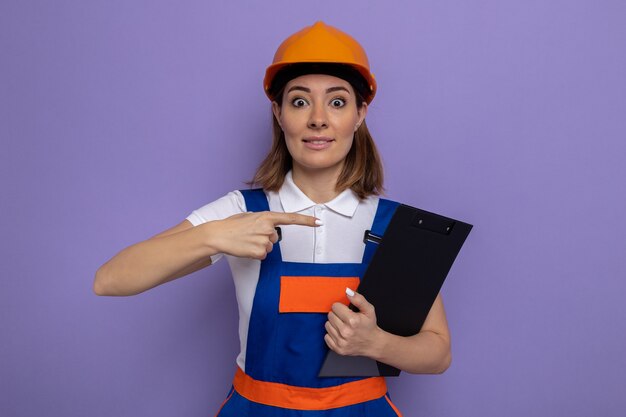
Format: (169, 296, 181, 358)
(318, 203, 473, 377)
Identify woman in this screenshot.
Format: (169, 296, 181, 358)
(95, 21, 451, 416)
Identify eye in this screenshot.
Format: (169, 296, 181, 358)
(330, 98, 346, 108)
(291, 98, 308, 107)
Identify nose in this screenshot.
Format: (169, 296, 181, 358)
(307, 102, 328, 129)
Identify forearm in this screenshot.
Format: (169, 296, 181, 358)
(368, 328, 451, 374)
(94, 222, 218, 296)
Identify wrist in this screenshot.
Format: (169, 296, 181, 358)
(367, 326, 389, 361)
(200, 220, 224, 256)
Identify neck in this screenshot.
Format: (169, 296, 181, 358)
(291, 164, 343, 204)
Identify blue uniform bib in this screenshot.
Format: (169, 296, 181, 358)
(215, 189, 403, 416)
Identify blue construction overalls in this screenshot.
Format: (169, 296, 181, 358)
(215, 189, 403, 416)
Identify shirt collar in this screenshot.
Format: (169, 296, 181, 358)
(279, 171, 360, 218)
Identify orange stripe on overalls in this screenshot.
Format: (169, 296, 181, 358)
(279, 276, 360, 313)
(233, 367, 387, 410)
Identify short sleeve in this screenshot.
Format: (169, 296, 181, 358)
(185, 190, 247, 263)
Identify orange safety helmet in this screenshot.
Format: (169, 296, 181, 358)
(264, 21, 377, 104)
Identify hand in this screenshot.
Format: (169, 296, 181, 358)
(324, 288, 383, 357)
(208, 211, 319, 260)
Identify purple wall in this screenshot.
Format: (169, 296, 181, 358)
(2, 1, 625, 416)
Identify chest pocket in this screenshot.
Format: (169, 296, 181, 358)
(278, 276, 360, 313)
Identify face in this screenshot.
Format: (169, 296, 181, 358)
(272, 74, 367, 176)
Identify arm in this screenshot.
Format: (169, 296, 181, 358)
(94, 220, 218, 296)
(94, 212, 319, 296)
(325, 291, 451, 374)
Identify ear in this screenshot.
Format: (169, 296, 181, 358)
(272, 101, 282, 128)
(355, 102, 368, 131)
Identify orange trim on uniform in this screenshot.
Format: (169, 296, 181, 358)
(233, 367, 387, 410)
(279, 276, 360, 313)
(213, 389, 234, 417)
(385, 394, 403, 416)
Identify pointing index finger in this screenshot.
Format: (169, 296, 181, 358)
(266, 211, 321, 227)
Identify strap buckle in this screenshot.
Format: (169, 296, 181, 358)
(363, 229, 382, 244)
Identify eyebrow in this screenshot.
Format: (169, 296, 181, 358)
(286, 86, 351, 95)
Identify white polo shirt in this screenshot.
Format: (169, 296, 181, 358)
(186, 171, 380, 371)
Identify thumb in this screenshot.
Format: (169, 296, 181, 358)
(346, 288, 375, 318)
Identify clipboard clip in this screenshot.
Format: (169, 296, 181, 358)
(363, 229, 382, 244)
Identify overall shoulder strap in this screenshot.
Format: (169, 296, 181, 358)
(239, 188, 282, 262)
(240, 188, 270, 212)
(362, 198, 400, 264)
